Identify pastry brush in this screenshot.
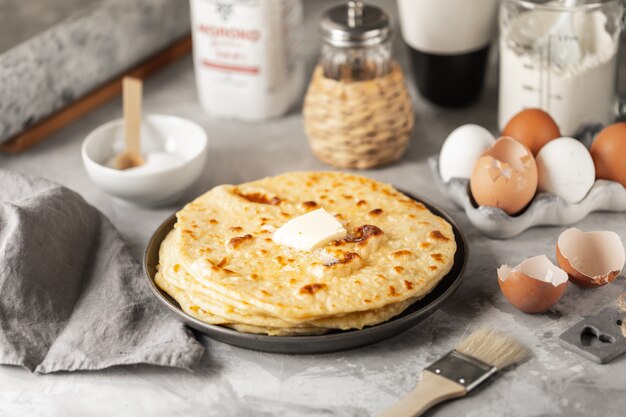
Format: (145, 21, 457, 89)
(378, 328, 530, 417)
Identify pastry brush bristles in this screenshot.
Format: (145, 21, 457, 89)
(455, 328, 531, 370)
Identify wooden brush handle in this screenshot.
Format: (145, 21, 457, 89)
(377, 371, 467, 417)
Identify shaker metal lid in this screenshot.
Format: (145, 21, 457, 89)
(319, 1, 392, 48)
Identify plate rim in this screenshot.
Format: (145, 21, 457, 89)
(143, 190, 468, 346)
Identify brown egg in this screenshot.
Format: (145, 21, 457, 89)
(590, 123, 626, 187)
(498, 255, 569, 314)
(556, 228, 625, 288)
(470, 137, 538, 215)
(502, 109, 561, 155)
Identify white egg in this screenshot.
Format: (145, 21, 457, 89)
(536, 137, 595, 203)
(439, 124, 495, 183)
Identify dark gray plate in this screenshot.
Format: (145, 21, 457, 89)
(143, 191, 468, 354)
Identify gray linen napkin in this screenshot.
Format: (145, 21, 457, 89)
(0, 170, 204, 373)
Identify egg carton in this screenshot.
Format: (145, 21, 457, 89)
(428, 155, 626, 239)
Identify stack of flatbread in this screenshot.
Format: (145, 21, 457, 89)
(156, 172, 456, 335)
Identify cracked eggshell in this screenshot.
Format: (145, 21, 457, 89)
(470, 137, 538, 215)
(536, 137, 595, 203)
(439, 124, 496, 183)
(498, 255, 569, 313)
(556, 228, 626, 288)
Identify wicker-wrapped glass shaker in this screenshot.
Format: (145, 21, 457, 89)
(303, 1, 414, 169)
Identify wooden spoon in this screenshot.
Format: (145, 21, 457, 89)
(114, 77, 144, 170)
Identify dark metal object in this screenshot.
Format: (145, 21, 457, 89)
(426, 350, 496, 391)
(143, 191, 468, 354)
(559, 307, 626, 364)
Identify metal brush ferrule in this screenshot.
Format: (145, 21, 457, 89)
(426, 350, 497, 392)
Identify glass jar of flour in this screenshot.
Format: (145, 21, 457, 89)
(190, 0, 304, 121)
(498, 0, 624, 136)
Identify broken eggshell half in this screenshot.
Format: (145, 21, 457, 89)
(470, 136, 538, 216)
(556, 228, 626, 288)
(498, 255, 569, 313)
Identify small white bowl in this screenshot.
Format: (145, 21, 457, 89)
(82, 114, 208, 207)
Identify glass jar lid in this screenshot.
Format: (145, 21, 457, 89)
(319, 1, 392, 48)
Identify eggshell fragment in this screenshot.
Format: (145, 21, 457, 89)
(536, 137, 595, 203)
(498, 255, 569, 313)
(590, 123, 626, 188)
(439, 124, 496, 183)
(556, 228, 626, 288)
(502, 108, 561, 155)
(470, 137, 538, 215)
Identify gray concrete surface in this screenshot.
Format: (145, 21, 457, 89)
(0, 0, 624, 416)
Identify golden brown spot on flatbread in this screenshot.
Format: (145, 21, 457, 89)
(280, 211, 290, 218)
(320, 195, 328, 200)
(403, 280, 414, 290)
(264, 238, 272, 243)
(388, 286, 400, 297)
(259, 249, 268, 255)
(368, 208, 383, 216)
(408, 214, 416, 219)
(209, 219, 219, 225)
(222, 268, 235, 274)
(301, 201, 318, 210)
(429, 265, 438, 270)
(251, 273, 259, 280)
(431, 253, 444, 263)
(327, 199, 335, 204)
(353, 224, 384, 241)
(229, 226, 244, 233)
(393, 266, 404, 273)
(363, 299, 372, 304)
(173, 264, 180, 272)
(289, 278, 297, 285)
(392, 250, 412, 258)
(236, 190, 281, 205)
(342, 194, 353, 199)
(181, 229, 196, 238)
(326, 252, 360, 267)
(356, 199, 367, 207)
(335, 213, 345, 220)
(354, 280, 362, 285)
(228, 234, 253, 249)
(420, 242, 432, 249)
(299, 283, 327, 295)
(217, 257, 228, 268)
(199, 247, 212, 254)
(376, 274, 387, 281)
(260, 289, 272, 296)
(429, 230, 450, 241)
(189, 306, 199, 312)
(276, 256, 287, 266)
(329, 224, 383, 248)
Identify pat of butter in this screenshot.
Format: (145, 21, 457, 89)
(272, 208, 347, 251)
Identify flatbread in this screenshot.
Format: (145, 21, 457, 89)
(158, 172, 456, 331)
(158, 231, 419, 330)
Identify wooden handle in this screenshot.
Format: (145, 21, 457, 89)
(123, 76, 142, 156)
(377, 371, 467, 417)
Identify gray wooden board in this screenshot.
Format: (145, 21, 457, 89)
(559, 307, 626, 364)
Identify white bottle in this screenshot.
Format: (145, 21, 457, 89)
(190, 0, 304, 121)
